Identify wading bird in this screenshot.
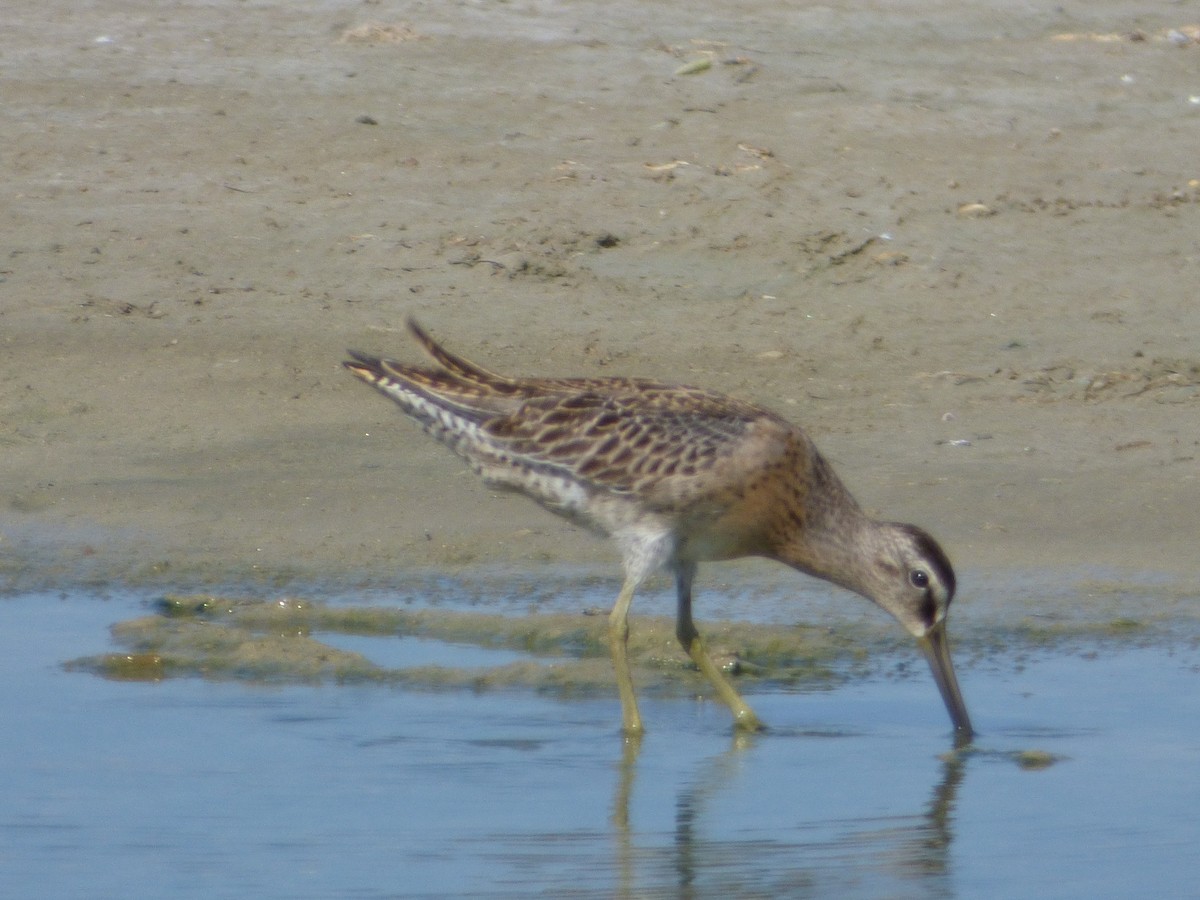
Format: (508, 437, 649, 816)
(344, 320, 973, 741)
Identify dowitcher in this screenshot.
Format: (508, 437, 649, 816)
(344, 320, 973, 741)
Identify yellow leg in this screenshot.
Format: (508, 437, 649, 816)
(675, 565, 763, 733)
(608, 576, 644, 736)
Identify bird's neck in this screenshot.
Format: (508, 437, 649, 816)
(790, 511, 880, 596)
(766, 461, 885, 600)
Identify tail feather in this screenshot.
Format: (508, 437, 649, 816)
(404, 317, 521, 393)
(344, 321, 555, 462)
(343, 353, 496, 426)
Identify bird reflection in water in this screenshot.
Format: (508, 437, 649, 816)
(611, 732, 969, 897)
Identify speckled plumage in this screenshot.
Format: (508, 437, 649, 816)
(344, 319, 973, 741)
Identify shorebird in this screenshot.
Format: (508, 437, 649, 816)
(344, 320, 973, 741)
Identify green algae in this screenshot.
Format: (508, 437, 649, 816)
(65, 580, 1197, 699)
(1013, 749, 1061, 771)
(939, 746, 1066, 771)
(90, 652, 168, 681)
(1010, 615, 1150, 646)
(65, 593, 873, 696)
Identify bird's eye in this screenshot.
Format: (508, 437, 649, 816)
(909, 570, 929, 589)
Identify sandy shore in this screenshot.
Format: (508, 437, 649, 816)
(3, 1, 1198, 594)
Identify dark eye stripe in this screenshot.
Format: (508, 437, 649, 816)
(919, 591, 937, 627)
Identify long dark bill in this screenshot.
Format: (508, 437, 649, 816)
(918, 621, 974, 745)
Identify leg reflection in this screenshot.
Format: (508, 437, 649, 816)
(611, 729, 759, 899)
(611, 730, 971, 896)
(612, 733, 642, 899)
(673, 731, 761, 895)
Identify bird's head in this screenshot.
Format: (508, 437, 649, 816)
(860, 523, 973, 742)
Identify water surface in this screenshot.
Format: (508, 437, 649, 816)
(2, 583, 1197, 898)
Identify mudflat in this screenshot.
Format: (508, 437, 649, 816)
(3, 1, 1198, 590)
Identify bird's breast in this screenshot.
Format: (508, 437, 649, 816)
(673, 497, 772, 562)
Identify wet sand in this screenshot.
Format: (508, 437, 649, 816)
(3, 1, 1199, 592)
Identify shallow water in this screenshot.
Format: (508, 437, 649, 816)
(3, 585, 1199, 898)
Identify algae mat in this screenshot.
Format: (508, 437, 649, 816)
(67, 594, 882, 696)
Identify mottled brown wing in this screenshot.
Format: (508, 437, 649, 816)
(482, 386, 774, 493)
(356, 320, 789, 497)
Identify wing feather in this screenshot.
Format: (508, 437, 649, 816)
(347, 321, 792, 502)
(482, 388, 779, 494)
